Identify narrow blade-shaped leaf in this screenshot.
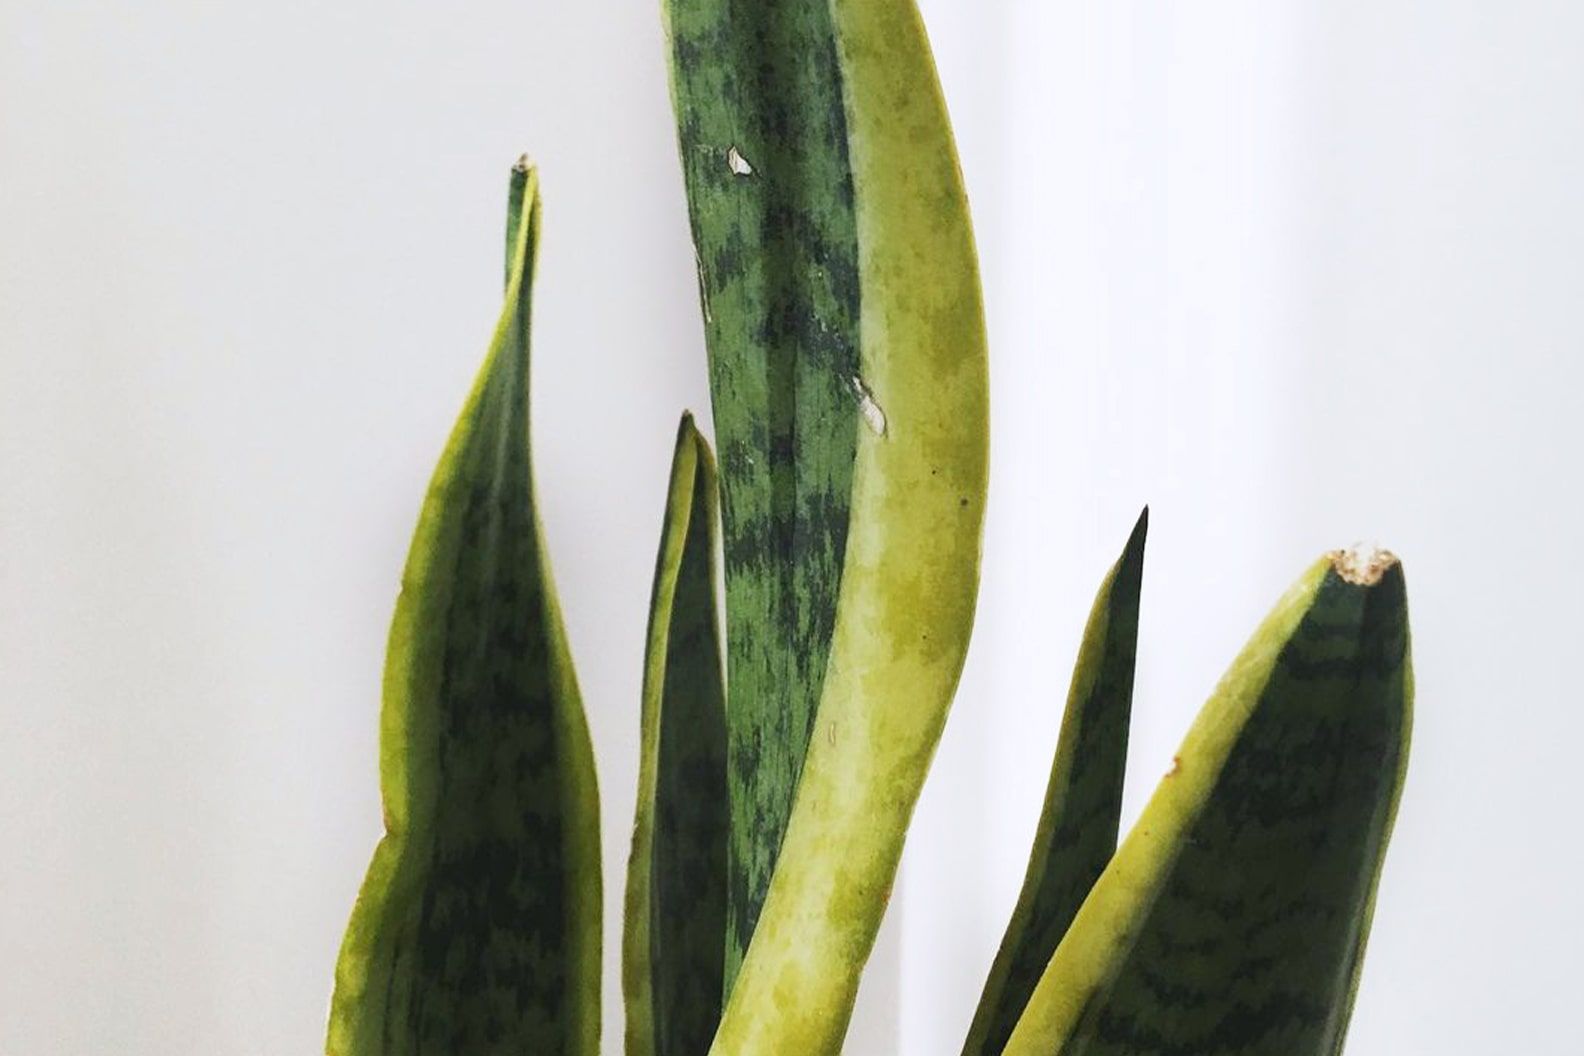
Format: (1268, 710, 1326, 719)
(663, 0, 867, 989)
(963, 508, 1147, 1056)
(670, 1, 991, 1051)
(623, 414, 728, 1056)
(1004, 550, 1412, 1056)
(327, 162, 601, 1056)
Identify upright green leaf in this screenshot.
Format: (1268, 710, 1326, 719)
(623, 414, 728, 1056)
(327, 162, 601, 1056)
(666, 0, 991, 1051)
(1004, 549, 1412, 1056)
(963, 508, 1148, 1056)
(663, 0, 865, 989)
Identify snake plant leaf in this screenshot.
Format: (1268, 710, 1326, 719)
(1003, 549, 1412, 1056)
(663, 0, 868, 990)
(327, 161, 601, 1056)
(963, 508, 1148, 1056)
(623, 414, 728, 1056)
(665, 0, 990, 1050)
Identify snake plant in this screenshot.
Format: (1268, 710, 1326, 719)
(325, 1, 1412, 1054)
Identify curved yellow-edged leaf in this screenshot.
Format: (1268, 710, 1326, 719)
(1004, 549, 1412, 1056)
(664, 0, 877, 990)
(674, 0, 990, 1051)
(623, 414, 728, 1056)
(327, 162, 601, 1056)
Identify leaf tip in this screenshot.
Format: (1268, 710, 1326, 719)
(1112, 505, 1149, 591)
(1329, 543, 1400, 586)
(1127, 504, 1149, 550)
(675, 409, 703, 449)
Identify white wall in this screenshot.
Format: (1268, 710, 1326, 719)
(1, 2, 1578, 1053)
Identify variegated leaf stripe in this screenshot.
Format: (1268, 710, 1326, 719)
(667, 0, 991, 1051)
(662, 0, 865, 991)
(964, 509, 1148, 1056)
(624, 414, 729, 1056)
(327, 162, 601, 1056)
(1005, 555, 1412, 1056)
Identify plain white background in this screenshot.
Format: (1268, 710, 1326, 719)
(2, 2, 1579, 1053)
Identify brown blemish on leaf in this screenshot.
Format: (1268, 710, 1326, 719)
(1329, 543, 1399, 586)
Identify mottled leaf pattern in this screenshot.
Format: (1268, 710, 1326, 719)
(320, 7, 1418, 1056)
(694, 1, 990, 1053)
(1004, 555, 1412, 1056)
(327, 163, 601, 1056)
(963, 508, 1147, 1056)
(662, 0, 864, 991)
(624, 415, 728, 1056)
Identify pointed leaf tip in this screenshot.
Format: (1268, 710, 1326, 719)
(625, 417, 726, 1056)
(962, 515, 1146, 1056)
(1003, 553, 1411, 1056)
(329, 166, 599, 1056)
(1117, 506, 1148, 584)
(1129, 504, 1148, 543)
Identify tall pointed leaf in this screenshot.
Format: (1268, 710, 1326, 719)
(963, 508, 1147, 1056)
(665, 0, 991, 1050)
(1004, 550, 1412, 1056)
(623, 414, 728, 1056)
(663, 0, 867, 989)
(327, 162, 601, 1056)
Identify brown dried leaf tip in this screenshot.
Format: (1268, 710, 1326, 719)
(1329, 542, 1400, 586)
